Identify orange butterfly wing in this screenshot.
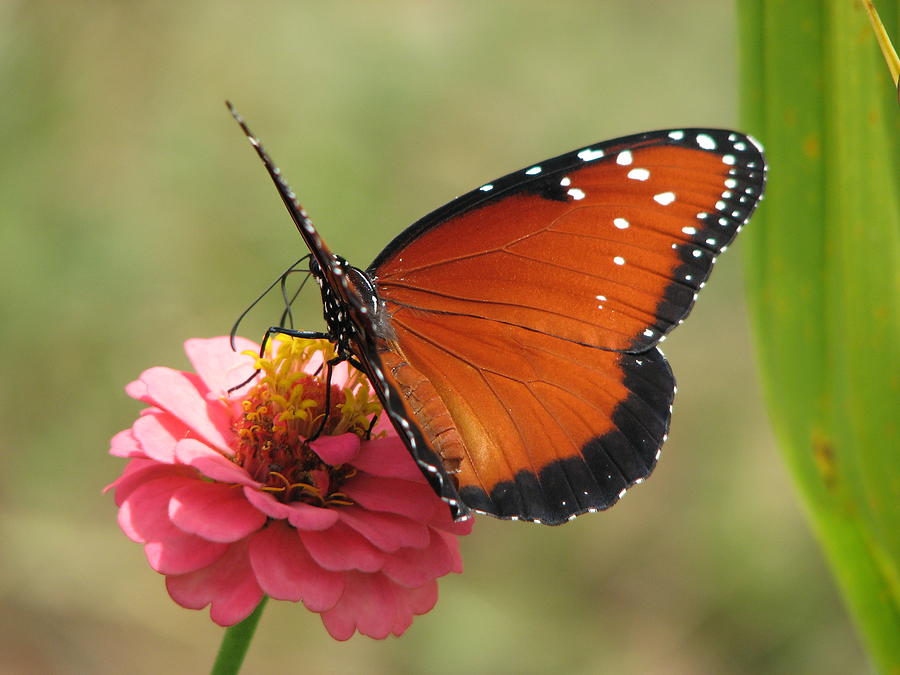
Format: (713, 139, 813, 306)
(366, 129, 765, 523)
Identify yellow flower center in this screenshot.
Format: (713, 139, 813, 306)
(233, 336, 381, 505)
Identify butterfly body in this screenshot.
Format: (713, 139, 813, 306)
(230, 104, 766, 525)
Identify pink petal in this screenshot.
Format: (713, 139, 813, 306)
(242, 488, 339, 530)
(110, 428, 143, 458)
(380, 529, 457, 587)
(184, 336, 260, 398)
(400, 579, 438, 616)
(103, 457, 174, 506)
(351, 437, 423, 481)
(428, 511, 475, 536)
(175, 439, 259, 486)
(342, 474, 438, 520)
(145, 531, 229, 575)
(338, 507, 430, 553)
(106, 460, 192, 503)
(383, 582, 438, 637)
(169, 482, 266, 543)
(319, 572, 401, 640)
(166, 540, 263, 626)
(131, 411, 190, 463)
(126, 367, 234, 454)
(115, 470, 230, 574)
(310, 434, 360, 466)
(298, 521, 385, 572)
(118, 474, 196, 542)
(390, 603, 414, 637)
(285, 502, 341, 531)
(435, 530, 465, 574)
(249, 521, 344, 611)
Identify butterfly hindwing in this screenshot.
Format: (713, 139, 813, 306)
(373, 306, 674, 524)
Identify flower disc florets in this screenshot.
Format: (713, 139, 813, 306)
(234, 338, 379, 507)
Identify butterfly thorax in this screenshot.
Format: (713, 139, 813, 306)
(311, 256, 391, 361)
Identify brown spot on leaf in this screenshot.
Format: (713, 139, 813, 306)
(812, 431, 838, 492)
(802, 134, 821, 160)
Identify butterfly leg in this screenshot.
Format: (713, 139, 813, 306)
(364, 413, 379, 440)
(306, 351, 372, 442)
(266, 326, 331, 341)
(308, 356, 341, 442)
(228, 326, 333, 393)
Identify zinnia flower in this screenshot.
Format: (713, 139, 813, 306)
(107, 335, 472, 640)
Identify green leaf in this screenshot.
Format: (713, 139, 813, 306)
(738, 1, 900, 671)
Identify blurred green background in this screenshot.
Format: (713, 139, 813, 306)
(1, 2, 867, 673)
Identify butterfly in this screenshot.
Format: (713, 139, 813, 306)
(227, 102, 766, 525)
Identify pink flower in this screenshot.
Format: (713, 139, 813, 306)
(108, 336, 472, 640)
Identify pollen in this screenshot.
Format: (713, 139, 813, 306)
(233, 336, 381, 505)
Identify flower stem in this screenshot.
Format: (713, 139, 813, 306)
(210, 596, 268, 675)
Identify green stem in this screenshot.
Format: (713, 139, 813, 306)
(210, 596, 269, 675)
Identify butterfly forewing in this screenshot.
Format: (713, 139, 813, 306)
(371, 129, 765, 353)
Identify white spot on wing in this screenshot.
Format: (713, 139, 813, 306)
(613, 217, 630, 229)
(616, 150, 633, 166)
(696, 133, 716, 150)
(578, 148, 604, 161)
(682, 226, 697, 235)
(653, 191, 676, 205)
(627, 168, 650, 181)
(567, 188, 586, 200)
(560, 177, 571, 187)
(668, 130, 685, 140)
(525, 165, 542, 175)
(613, 256, 626, 265)
(479, 183, 494, 192)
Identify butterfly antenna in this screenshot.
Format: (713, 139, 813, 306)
(226, 101, 317, 242)
(278, 263, 314, 330)
(227, 328, 274, 394)
(229, 256, 311, 350)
